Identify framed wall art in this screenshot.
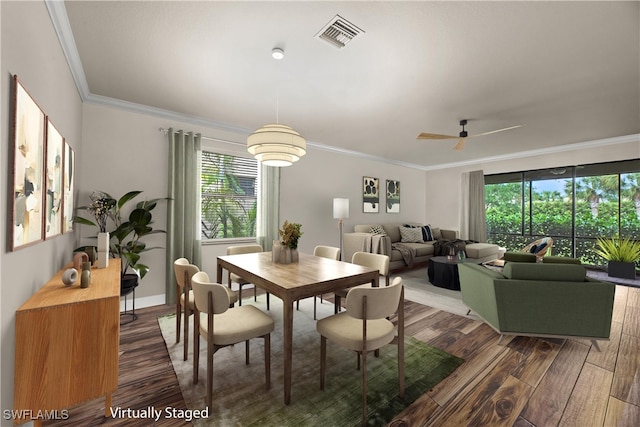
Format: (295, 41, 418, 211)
(363, 176, 379, 213)
(45, 119, 64, 238)
(386, 179, 400, 213)
(11, 76, 46, 250)
(62, 141, 75, 233)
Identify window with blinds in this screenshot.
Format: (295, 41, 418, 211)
(201, 151, 258, 240)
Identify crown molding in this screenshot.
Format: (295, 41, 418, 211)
(47, 0, 639, 172)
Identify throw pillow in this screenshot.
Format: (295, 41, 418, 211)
(421, 224, 434, 241)
(529, 244, 538, 254)
(535, 242, 547, 253)
(431, 227, 442, 240)
(369, 225, 386, 236)
(399, 226, 424, 243)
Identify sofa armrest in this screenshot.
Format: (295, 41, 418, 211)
(458, 263, 503, 330)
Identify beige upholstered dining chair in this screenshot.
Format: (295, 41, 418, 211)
(296, 245, 341, 319)
(173, 258, 238, 361)
(334, 251, 390, 313)
(226, 244, 269, 309)
(317, 276, 404, 426)
(191, 271, 274, 409)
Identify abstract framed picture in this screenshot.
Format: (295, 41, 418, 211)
(62, 141, 75, 233)
(44, 119, 64, 238)
(363, 176, 379, 213)
(386, 179, 400, 213)
(11, 76, 45, 250)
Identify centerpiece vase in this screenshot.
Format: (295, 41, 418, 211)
(272, 241, 298, 264)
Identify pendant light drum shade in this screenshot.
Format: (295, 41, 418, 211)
(247, 123, 306, 167)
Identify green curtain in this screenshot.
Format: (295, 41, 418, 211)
(166, 129, 202, 304)
(461, 169, 487, 242)
(257, 164, 280, 251)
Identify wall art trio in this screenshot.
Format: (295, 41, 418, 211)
(11, 75, 75, 251)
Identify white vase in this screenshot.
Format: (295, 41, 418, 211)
(97, 232, 110, 253)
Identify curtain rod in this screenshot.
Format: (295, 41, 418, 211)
(158, 127, 245, 147)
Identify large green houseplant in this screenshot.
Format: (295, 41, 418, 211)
(75, 191, 166, 281)
(593, 235, 640, 280)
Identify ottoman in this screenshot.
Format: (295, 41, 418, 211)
(465, 243, 500, 263)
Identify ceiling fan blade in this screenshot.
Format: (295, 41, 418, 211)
(452, 138, 466, 151)
(469, 124, 525, 138)
(417, 132, 458, 140)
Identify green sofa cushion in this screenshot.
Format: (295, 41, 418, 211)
(503, 262, 586, 282)
(503, 252, 536, 263)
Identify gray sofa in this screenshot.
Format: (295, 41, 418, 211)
(344, 223, 458, 271)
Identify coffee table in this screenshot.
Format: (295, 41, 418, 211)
(427, 256, 483, 290)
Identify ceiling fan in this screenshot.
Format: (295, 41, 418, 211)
(417, 119, 524, 151)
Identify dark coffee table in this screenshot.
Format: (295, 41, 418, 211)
(427, 256, 483, 290)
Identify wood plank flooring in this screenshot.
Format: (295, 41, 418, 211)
(45, 285, 639, 426)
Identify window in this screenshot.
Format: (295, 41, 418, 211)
(201, 151, 258, 240)
(485, 159, 640, 266)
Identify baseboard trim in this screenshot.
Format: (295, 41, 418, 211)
(120, 293, 166, 312)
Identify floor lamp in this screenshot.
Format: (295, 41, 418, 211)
(333, 198, 349, 261)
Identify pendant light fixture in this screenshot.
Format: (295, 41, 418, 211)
(247, 48, 306, 167)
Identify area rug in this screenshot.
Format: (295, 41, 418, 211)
(158, 295, 463, 426)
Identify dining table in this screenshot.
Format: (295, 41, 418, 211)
(216, 251, 380, 404)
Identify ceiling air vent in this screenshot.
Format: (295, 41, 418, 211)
(315, 15, 364, 49)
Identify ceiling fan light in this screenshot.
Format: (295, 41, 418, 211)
(247, 123, 306, 167)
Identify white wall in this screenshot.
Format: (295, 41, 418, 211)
(280, 148, 427, 255)
(1, 0, 83, 419)
(423, 138, 640, 233)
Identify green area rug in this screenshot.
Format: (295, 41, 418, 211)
(158, 295, 463, 426)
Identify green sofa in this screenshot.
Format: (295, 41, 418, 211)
(458, 262, 616, 349)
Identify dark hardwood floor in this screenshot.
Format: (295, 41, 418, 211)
(46, 284, 640, 426)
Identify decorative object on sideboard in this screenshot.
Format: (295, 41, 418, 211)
(73, 251, 88, 271)
(80, 262, 91, 288)
(97, 231, 110, 268)
(61, 268, 78, 286)
(593, 235, 640, 280)
(333, 198, 349, 261)
(363, 176, 379, 213)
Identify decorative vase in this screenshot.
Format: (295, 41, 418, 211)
(272, 241, 298, 264)
(608, 261, 636, 280)
(61, 268, 78, 286)
(73, 252, 88, 271)
(97, 232, 110, 252)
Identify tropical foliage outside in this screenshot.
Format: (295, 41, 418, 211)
(201, 151, 257, 240)
(486, 168, 640, 267)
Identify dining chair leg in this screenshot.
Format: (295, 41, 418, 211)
(253, 285, 257, 302)
(266, 293, 270, 310)
(176, 301, 181, 344)
(362, 350, 368, 427)
(207, 337, 214, 409)
(320, 335, 327, 390)
(264, 334, 271, 390)
(183, 307, 189, 361)
(245, 340, 250, 365)
(193, 333, 200, 384)
(313, 297, 317, 320)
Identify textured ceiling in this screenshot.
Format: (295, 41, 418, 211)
(62, 1, 639, 168)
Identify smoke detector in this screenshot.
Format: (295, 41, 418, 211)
(315, 15, 364, 49)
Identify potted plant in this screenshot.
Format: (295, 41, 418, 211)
(593, 235, 640, 280)
(273, 220, 303, 264)
(75, 191, 166, 287)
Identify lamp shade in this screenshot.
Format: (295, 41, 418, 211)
(247, 123, 306, 167)
(333, 198, 349, 219)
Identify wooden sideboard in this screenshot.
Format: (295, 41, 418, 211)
(14, 259, 121, 425)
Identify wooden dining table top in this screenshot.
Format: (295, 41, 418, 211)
(216, 251, 380, 301)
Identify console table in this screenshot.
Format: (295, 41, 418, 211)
(14, 260, 121, 425)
